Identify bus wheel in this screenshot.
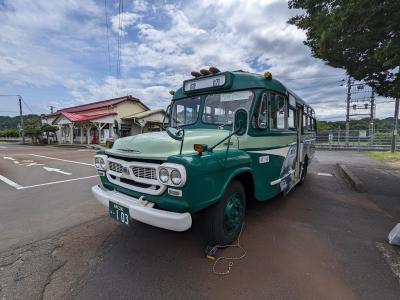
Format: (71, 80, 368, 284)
(203, 181, 246, 246)
(298, 159, 308, 185)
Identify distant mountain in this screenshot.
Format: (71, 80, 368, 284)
(0, 115, 40, 129)
(317, 117, 395, 132)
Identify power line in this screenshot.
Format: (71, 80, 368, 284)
(104, 0, 112, 76)
(21, 98, 35, 114)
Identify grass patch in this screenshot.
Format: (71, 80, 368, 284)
(366, 151, 400, 162)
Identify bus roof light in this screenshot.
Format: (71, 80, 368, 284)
(200, 69, 211, 76)
(209, 66, 221, 74)
(264, 72, 272, 80)
(191, 71, 202, 77)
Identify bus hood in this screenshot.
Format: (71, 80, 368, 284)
(105, 129, 239, 160)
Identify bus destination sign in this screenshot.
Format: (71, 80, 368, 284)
(183, 74, 226, 92)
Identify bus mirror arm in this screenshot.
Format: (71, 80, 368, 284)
(208, 127, 241, 152)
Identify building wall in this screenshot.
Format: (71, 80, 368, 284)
(113, 101, 147, 123)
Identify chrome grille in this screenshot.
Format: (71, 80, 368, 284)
(131, 166, 156, 180)
(109, 161, 123, 173)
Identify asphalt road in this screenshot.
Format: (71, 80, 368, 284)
(0, 144, 103, 252)
(1, 145, 400, 299)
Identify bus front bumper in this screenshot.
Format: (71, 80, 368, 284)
(91, 185, 192, 232)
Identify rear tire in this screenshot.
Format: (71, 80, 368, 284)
(203, 181, 246, 246)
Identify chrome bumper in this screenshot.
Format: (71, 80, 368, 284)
(91, 185, 192, 232)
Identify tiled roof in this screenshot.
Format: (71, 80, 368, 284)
(123, 108, 165, 119)
(60, 112, 117, 122)
(47, 95, 149, 116)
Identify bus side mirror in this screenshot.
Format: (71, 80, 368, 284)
(234, 109, 247, 136)
(272, 95, 280, 110)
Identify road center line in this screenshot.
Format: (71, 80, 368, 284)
(0, 174, 23, 189)
(29, 154, 94, 166)
(16, 175, 99, 190)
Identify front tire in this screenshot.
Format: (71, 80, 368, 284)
(203, 181, 246, 246)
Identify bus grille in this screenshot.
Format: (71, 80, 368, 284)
(109, 161, 124, 173)
(131, 166, 156, 180)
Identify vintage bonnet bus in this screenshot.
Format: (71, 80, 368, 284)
(92, 68, 316, 245)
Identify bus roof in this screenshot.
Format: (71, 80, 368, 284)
(171, 70, 313, 110)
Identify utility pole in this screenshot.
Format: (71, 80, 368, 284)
(369, 89, 375, 145)
(49, 106, 54, 114)
(18, 96, 25, 144)
(391, 98, 399, 152)
(345, 76, 351, 146)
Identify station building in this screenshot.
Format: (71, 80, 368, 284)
(42, 95, 166, 144)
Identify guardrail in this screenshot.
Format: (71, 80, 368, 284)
(316, 130, 399, 151)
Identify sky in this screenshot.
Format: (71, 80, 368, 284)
(0, 0, 395, 121)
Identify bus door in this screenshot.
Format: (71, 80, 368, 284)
(295, 103, 303, 181)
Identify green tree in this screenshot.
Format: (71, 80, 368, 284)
(288, 0, 400, 98)
(24, 117, 42, 143)
(41, 124, 58, 144)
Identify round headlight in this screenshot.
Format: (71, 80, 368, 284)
(94, 158, 101, 169)
(99, 158, 106, 169)
(159, 168, 169, 183)
(170, 169, 182, 185)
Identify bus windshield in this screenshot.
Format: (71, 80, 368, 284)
(170, 96, 201, 127)
(202, 90, 254, 125)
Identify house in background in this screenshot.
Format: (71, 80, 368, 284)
(42, 95, 166, 144)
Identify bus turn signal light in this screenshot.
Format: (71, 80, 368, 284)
(194, 144, 208, 156)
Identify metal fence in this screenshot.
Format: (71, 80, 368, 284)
(316, 129, 399, 151)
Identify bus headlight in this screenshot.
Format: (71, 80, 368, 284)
(94, 155, 107, 170)
(159, 168, 169, 183)
(157, 163, 186, 187)
(170, 169, 182, 185)
(99, 158, 106, 169)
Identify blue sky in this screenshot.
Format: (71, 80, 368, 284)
(0, 0, 394, 120)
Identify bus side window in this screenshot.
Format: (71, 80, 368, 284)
(303, 113, 307, 131)
(254, 93, 268, 129)
(270, 94, 287, 130)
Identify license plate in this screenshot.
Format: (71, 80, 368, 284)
(109, 201, 130, 225)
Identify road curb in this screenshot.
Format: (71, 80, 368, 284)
(336, 163, 366, 193)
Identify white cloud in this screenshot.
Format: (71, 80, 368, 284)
(110, 12, 141, 35)
(132, 0, 149, 12)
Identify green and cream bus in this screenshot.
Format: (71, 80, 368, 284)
(92, 68, 316, 245)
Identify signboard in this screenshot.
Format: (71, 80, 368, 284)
(183, 74, 226, 92)
(359, 130, 367, 138)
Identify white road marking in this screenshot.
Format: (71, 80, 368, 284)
(0, 173, 98, 190)
(26, 162, 44, 167)
(77, 149, 94, 152)
(0, 174, 23, 189)
(0, 146, 8, 149)
(43, 166, 72, 176)
(13, 161, 20, 164)
(317, 172, 333, 177)
(29, 154, 93, 166)
(17, 175, 99, 190)
(3, 156, 15, 160)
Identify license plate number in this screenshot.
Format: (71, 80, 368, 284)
(109, 201, 130, 225)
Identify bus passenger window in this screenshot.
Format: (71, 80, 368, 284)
(288, 108, 295, 129)
(303, 113, 307, 131)
(270, 95, 286, 130)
